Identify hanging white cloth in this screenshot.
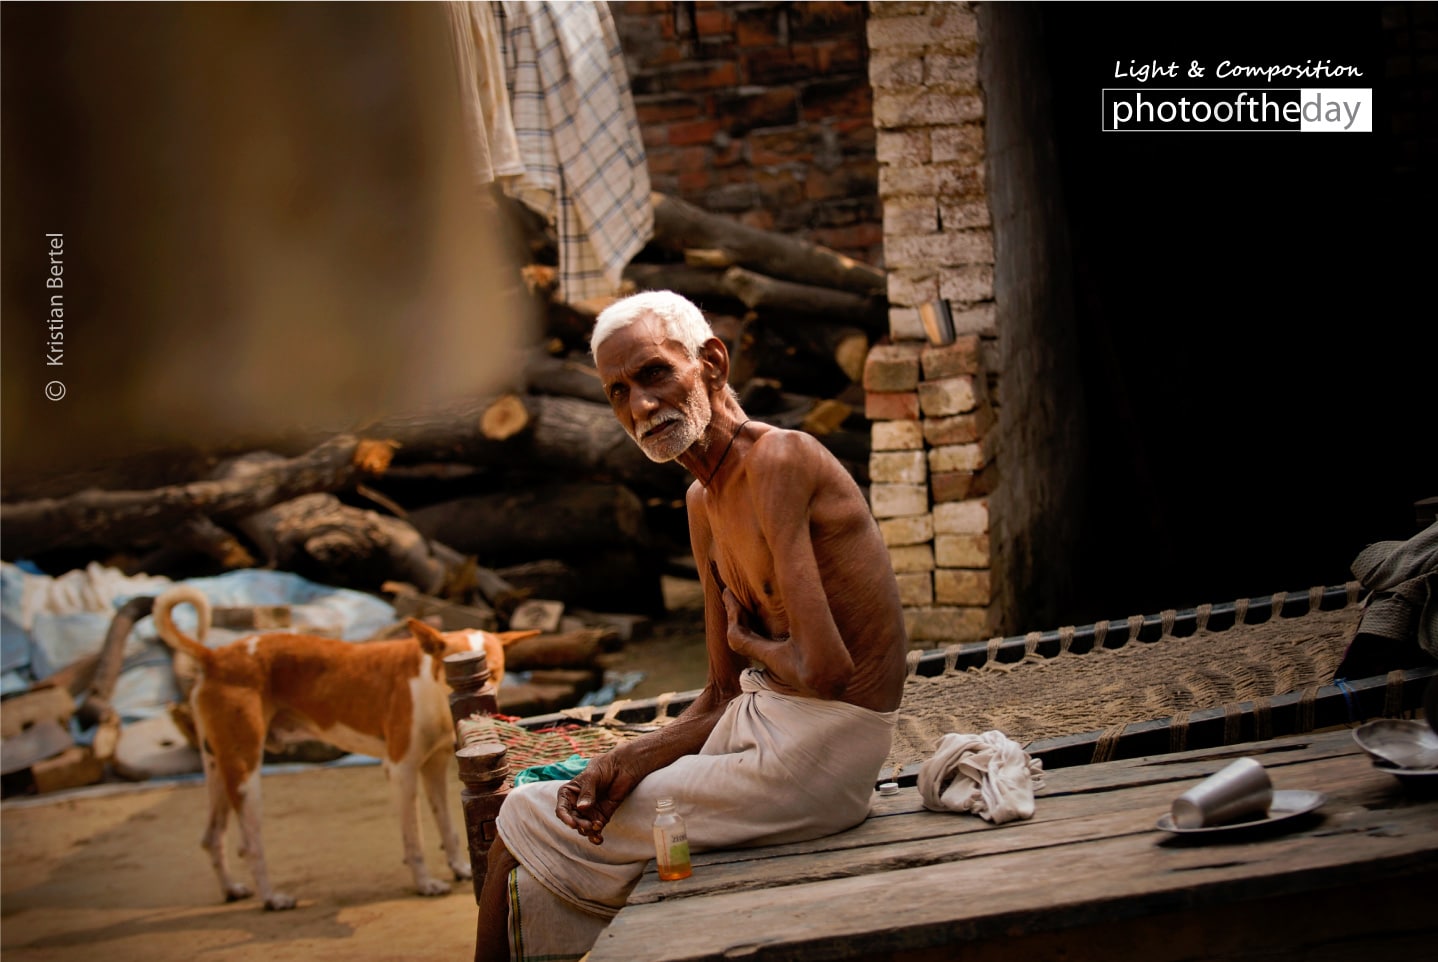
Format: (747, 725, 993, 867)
(445, 1, 525, 186)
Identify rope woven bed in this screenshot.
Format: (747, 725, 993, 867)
(457, 715, 626, 777)
(884, 584, 1365, 775)
(504, 582, 1429, 777)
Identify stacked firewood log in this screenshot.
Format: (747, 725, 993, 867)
(0, 192, 887, 642)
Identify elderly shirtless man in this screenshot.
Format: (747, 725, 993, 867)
(477, 290, 908, 960)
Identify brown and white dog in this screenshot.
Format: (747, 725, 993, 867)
(151, 584, 535, 910)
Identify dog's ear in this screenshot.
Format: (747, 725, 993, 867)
(496, 629, 543, 647)
(407, 618, 448, 657)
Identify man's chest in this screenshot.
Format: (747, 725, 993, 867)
(704, 503, 781, 614)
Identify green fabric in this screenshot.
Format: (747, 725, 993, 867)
(512, 753, 590, 787)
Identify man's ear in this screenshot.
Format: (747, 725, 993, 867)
(699, 337, 730, 388)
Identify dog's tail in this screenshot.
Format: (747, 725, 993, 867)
(152, 584, 215, 663)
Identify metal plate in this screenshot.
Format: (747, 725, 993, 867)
(1353, 719, 1438, 770)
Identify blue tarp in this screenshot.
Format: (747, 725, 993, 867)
(0, 562, 397, 722)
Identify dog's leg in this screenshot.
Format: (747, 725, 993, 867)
(389, 758, 450, 895)
(420, 746, 472, 882)
(233, 767, 297, 910)
(200, 749, 252, 902)
(198, 690, 295, 910)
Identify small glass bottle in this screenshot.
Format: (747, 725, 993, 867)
(652, 797, 692, 881)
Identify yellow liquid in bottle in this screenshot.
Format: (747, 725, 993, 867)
(658, 840, 691, 881)
(654, 826, 691, 880)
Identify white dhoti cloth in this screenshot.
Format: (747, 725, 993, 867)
(497, 668, 897, 958)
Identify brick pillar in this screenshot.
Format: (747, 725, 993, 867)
(865, 1, 996, 645)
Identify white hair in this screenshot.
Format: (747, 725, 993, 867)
(590, 290, 713, 358)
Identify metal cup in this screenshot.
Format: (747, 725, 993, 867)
(1170, 756, 1273, 829)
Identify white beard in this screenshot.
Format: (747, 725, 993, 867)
(631, 379, 712, 463)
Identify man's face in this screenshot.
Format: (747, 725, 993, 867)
(595, 316, 712, 463)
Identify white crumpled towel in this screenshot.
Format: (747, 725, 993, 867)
(917, 730, 1046, 824)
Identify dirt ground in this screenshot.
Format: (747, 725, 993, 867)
(1, 603, 712, 962)
(3, 763, 487, 961)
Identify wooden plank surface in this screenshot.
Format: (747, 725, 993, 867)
(625, 753, 1398, 906)
(596, 817, 1436, 961)
(589, 728, 1438, 962)
(628, 729, 1364, 893)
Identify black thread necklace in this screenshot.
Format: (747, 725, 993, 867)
(703, 418, 751, 487)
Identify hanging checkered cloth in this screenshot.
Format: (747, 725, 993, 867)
(495, 0, 653, 302)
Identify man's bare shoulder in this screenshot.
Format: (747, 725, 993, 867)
(747, 424, 841, 479)
(749, 425, 866, 508)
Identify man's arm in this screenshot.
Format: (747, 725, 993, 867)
(556, 481, 747, 843)
(722, 431, 855, 700)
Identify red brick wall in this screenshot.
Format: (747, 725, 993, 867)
(609, 1, 883, 266)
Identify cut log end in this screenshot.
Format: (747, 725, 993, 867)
(523, 264, 558, 299)
(803, 399, 853, 437)
(684, 248, 735, 269)
(353, 438, 398, 476)
(834, 331, 870, 384)
(480, 394, 532, 441)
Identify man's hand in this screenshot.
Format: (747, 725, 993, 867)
(555, 750, 641, 845)
(716, 565, 851, 701)
(720, 584, 761, 658)
(712, 561, 764, 659)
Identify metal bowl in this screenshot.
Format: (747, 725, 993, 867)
(1353, 719, 1438, 770)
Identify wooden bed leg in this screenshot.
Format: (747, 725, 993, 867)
(457, 741, 510, 901)
(444, 648, 508, 902)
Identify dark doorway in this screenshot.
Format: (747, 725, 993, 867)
(1034, 3, 1436, 622)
